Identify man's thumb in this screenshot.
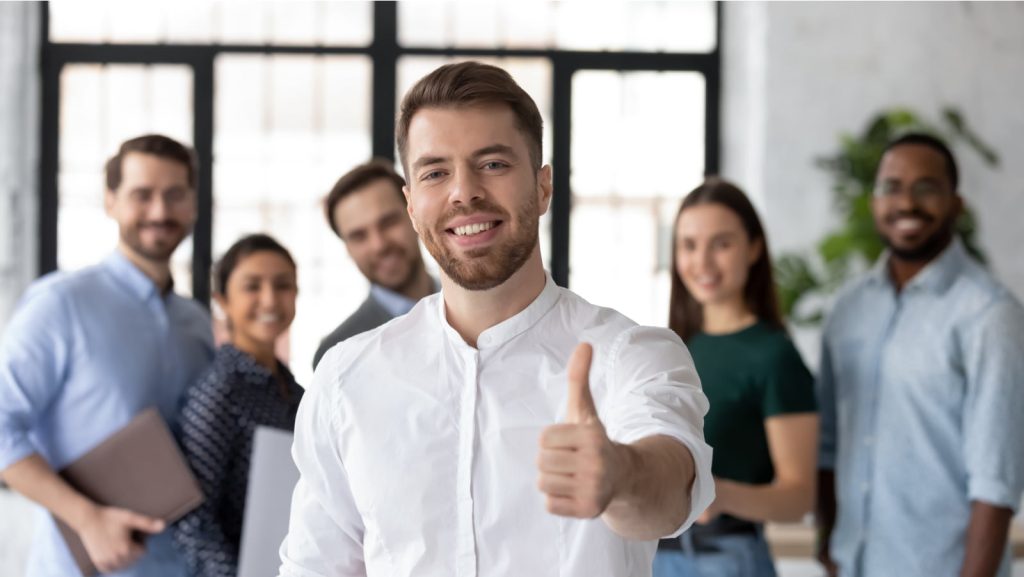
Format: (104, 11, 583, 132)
(566, 342, 597, 424)
(126, 512, 165, 534)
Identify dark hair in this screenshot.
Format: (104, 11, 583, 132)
(668, 177, 784, 343)
(213, 234, 296, 296)
(396, 61, 544, 174)
(105, 134, 198, 191)
(324, 159, 406, 238)
(881, 132, 959, 191)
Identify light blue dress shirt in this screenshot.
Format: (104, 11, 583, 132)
(370, 280, 436, 318)
(818, 238, 1024, 577)
(0, 251, 214, 577)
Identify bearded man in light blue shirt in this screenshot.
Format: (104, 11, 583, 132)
(815, 133, 1024, 577)
(0, 134, 214, 577)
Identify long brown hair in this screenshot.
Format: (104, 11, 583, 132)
(668, 177, 784, 342)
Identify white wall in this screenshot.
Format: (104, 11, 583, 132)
(0, 2, 39, 329)
(0, 4, 40, 575)
(723, 1, 1024, 310)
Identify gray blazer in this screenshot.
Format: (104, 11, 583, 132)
(312, 294, 394, 370)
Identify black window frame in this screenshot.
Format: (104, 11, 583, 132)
(39, 1, 721, 306)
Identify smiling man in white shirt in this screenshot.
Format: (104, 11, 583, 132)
(278, 61, 714, 577)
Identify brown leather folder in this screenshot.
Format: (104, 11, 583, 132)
(53, 407, 204, 577)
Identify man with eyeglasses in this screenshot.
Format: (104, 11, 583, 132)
(815, 133, 1024, 577)
(0, 135, 214, 577)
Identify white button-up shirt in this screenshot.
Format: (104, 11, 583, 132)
(279, 276, 713, 577)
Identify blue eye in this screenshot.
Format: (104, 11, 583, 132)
(483, 161, 507, 170)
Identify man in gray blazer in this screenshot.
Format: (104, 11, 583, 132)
(313, 160, 436, 369)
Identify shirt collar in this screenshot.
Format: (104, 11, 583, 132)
(868, 237, 968, 294)
(370, 278, 438, 317)
(437, 272, 561, 351)
(103, 250, 162, 303)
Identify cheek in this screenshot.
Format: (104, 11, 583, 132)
(675, 252, 692, 277)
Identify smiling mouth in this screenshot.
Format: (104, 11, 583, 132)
(449, 221, 499, 237)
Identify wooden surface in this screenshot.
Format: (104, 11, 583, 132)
(766, 522, 1024, 558)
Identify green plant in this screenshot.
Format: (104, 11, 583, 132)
(776, 108, 1000, 325)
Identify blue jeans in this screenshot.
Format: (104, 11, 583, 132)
(653, 528, 778, 577)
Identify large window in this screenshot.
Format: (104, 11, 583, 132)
(42, 1, 720, 382)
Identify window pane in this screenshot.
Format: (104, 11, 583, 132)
(49, 1, 372, 46)
(57, 64, 194, 295)
(213, 54, 372, 383)
(398, 1, 715, 52)
(569, 70, 706, 326)
(396, 56, 554, 269)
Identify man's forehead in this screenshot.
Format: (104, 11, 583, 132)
(119, 152, 190, 181)
(407, 104, 523, 155)
(335, 180, 405, 225)
(879, 144, 948, 177)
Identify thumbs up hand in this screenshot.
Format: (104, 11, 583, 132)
(537, 343, 633, 519)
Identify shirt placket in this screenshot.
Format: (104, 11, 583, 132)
(455, 348, 480, 577)
(856, 290, 900, 569)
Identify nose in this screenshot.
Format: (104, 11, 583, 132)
(147, 193, 171, 221)
(259, 283, 277, 308)
(698, 244, 715, 270)
(366, 227, 387, 256)
(449, 167, 484, 206)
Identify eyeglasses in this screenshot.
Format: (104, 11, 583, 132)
(124, 187, 194, 207)
(873, 179, 950, 202)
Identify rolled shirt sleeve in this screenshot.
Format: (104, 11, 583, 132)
(0, 287, 74, 471)
(601, 325, 714, 538)
(279, 358, 367, 577)
(961, 297, 1024, 511)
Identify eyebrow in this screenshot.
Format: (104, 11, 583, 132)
(410, 143, 520, 173)
(472, 144, 518, 160)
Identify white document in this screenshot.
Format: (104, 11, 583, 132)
(237, 426, 300, 577)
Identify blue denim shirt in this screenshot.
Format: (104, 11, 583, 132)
(0, 251, 214, 577)
(818, 239, 1024, 577)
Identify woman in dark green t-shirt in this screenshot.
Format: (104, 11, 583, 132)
(654, 178, 819, 577)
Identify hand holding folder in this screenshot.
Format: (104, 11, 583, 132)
(54, 408, 204, 577)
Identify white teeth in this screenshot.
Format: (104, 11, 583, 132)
(894, 219, 924, 232)
(257, 314, 280, 323)
(453, 222, 496, 236)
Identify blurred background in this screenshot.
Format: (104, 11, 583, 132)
(1, 2, 1023, 576)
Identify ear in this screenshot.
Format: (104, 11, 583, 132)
(537, 165, 553, 216)
(748, 236, 764, 266)
(403, 184, 419, 234)
(103, 189, 116, 217)
(212, 292, 228, 312)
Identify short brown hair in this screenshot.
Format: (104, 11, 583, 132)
(396, 61, 543, 174)
(105, 134, 197, 191)
(324, 158, 406, 238)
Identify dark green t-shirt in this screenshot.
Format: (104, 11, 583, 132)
(689, 321, 816, 485)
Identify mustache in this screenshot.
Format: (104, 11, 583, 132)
(139, 221, 182, 230)
(884, 210, 934, 225)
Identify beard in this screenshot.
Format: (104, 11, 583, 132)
(122, 221, 188, 262)
(364, 243, 422, 293)
(881, 210, 957, 263)
(419, 195, 539, 291)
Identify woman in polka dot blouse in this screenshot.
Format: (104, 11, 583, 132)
(173, 234, 304, 577)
